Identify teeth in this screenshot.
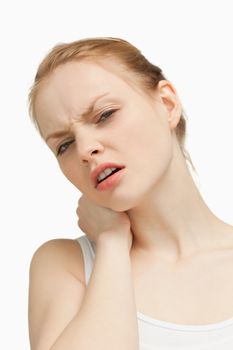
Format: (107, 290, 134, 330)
(97, 167, 117, 182)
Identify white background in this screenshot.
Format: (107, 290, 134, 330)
(0, 0, 232, 349)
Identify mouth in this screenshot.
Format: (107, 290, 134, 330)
(91, 163, 125, 188)
(96, 168, 122, 185)
(96, 167, 126, 191)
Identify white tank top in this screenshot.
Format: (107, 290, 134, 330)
(76, 235, 233, 349)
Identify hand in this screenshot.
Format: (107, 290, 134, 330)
(76, 194, 133, 250)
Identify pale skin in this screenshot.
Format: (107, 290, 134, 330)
(29, 57, 233, 348)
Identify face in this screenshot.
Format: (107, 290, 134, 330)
(34, 59, 179, 211)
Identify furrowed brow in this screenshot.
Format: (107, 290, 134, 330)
(45, 92, 110, 143)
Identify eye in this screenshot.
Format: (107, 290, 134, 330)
(56, 109, 117, 157)
(57, 140, 74, 156)
(97, 109, 117, 123)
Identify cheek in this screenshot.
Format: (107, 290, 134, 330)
(151, 123, 172, 159)
(58, 161, 84, 191)
(134, 116, 173, 176)
(151, 121, 172, 162)
(131, 109, 171, 154)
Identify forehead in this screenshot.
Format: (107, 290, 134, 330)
(34, 59, 139, 114)
(34, 59, 147, 137)
(37, 58, 141, 105)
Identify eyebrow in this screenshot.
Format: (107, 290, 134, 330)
(45, 92, 110, 143)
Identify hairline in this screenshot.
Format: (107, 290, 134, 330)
(31, 55, 160, 138)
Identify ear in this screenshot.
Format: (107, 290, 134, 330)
(156, 80, 182, 129)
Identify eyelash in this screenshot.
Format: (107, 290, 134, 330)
(56, 109, 117, 156)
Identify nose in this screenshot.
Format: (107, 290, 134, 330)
(81, 146, 100, 164)
(74, 129, 104, 164)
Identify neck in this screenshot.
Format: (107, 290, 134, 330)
(127, 139, 224, 263)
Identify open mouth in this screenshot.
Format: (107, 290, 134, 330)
(97, 168, 122, 184)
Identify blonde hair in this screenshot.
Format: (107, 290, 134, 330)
(28, 36, 196, 173)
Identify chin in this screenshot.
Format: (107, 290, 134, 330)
(103, 190, 145, 212)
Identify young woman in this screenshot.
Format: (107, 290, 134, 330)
(28, 37, 233, 350)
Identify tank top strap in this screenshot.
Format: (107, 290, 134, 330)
(75, 235, 96, 286)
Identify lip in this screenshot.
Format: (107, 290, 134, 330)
(96, 168, 126, 191)
(91, 162, 125, 188)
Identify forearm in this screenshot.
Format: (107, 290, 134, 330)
(50, 234, 139, 350)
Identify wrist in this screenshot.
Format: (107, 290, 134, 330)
(97, 230, 130, 252)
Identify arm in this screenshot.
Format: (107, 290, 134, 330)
(28, 233, 139, 350)
(51, 234, 139, 350)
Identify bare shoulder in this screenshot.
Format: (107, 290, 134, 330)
(28, 238, 86, 350)
(218, 222, 233, 251)
(30, 237, 85, 285)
